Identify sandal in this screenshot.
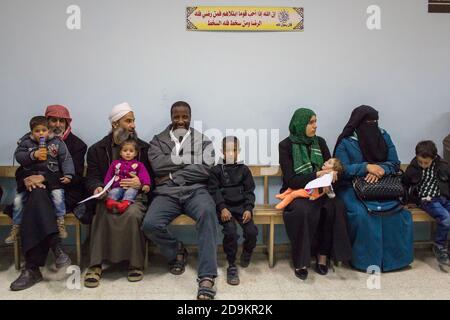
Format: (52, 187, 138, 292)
(226, 266, 240, 286)
(84, 266, 102, 288)
(197, 277, 216, 300)
(127, 267, 144, 282)
(169, 242, 188, 275)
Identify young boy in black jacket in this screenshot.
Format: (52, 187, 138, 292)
(208, 136, 258, 285)
(403, 140, 450, 266)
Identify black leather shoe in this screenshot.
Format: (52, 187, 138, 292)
(10, 269, 43, 291)
(315, 262, 329, 275)
(295, 268, 308, 280)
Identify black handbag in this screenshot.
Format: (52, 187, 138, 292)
(353, 173, 406, 201)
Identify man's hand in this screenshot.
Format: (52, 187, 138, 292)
(155, 175, 170, 185)
(60, 176, 72, 185)
(24, 175, 46, 192)
(242, 210, 252, 224)
(120, 173, 142, 190)
(93, 186, 107, 199)
(221, 208, 232, 223)
(142, 185, 151, 193)
(367, 164, 385, 178)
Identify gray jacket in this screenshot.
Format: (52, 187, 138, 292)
(15, 133, 75, 178)
(444, 134, 450, 164)
(148, 125, 215, 199)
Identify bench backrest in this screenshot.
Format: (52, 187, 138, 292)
(0, 164, 412, 206)
(0, 165, 283, 205)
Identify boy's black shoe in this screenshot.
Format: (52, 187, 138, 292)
(433, 244, 450, 266)
(52, 244, 72, 269)
(227, 265, 240, 286)
(10, 269, 43, 291)
(240, 252, 252, 268)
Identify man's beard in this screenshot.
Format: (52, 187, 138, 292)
(52, 127, 64, 137)
(113, 127, 138, 145)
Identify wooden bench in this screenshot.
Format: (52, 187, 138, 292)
(144, 166, 284, 269)
(0, 164, 435, 270)
(0, 166, 82, 270)
(145, 164, 436, 268)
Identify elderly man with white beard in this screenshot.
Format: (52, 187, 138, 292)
(83, 102, 152, 288)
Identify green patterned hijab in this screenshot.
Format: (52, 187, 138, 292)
(289, 108, 324, 174)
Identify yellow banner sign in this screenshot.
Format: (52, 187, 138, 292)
(186, 6, 304, 31)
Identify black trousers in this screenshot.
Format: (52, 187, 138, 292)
(219, 206, 258, 265)
(25, 234, 60, 270)
(316, 205, 336, 256)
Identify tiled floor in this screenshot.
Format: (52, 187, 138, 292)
(0, 246, 449, 300)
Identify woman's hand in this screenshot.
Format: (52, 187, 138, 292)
(120, 173, 142, 190)
(365, 173, 380, 184)
(316, 169, 332, 178)
(24, 175, 46, 192)
(316, 169, 338, 183)
(330, 170, 338, 183)
(367, 164, 385, 178)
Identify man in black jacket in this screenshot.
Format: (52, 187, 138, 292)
(403, 140, 450, 266)
(208, 136, 257, 286)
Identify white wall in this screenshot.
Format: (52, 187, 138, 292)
(0, 0, 449, 165)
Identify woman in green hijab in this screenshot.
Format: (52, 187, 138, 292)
(279, 108, 351, 280)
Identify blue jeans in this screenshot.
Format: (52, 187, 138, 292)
(142, 188, 218, 278)
(421, 196, 450, 247)
(12, 189, 66, 225)
(108, 187, 139, 202)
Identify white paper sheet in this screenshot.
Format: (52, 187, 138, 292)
(77, 176, 116, 204)
(304, 173, 333, 190)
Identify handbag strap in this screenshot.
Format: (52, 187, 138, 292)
(363, 201, 403, 217)
(353, 182, 403, 217)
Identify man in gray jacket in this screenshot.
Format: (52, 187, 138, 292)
(142, 101, 218, 300)
(444, 134, 450, 163)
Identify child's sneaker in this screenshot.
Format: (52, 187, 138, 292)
(433, 244, 450, 266)
(105, 199, 119, 211)
(226, 265, 240, 286)
(5, 225, 20, 244)
(57, 217, 68, 239)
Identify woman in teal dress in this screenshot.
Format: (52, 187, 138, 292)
(334, 105, 414, 272)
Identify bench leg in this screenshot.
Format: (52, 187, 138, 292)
(75, 222, 81, 266)
(431, 222, 437, 245)
(14, 239, 21, 270)
(269, 220, 275, 268)
(262, 225, 268, 254)
(144, 240, 149, 270)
